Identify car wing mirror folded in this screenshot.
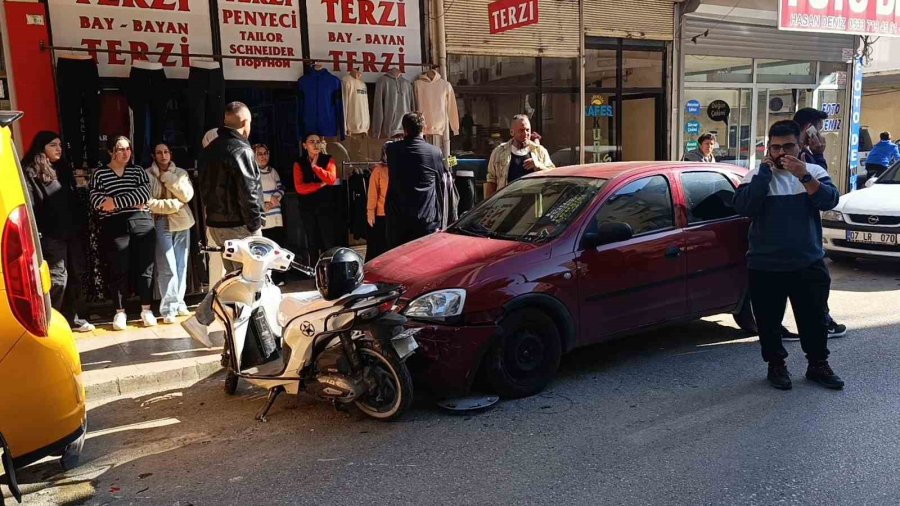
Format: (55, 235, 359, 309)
(582, 222, 634, 249)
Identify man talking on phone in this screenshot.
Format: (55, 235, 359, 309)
(792, 108, 848, 339)
(734, 120, 843, 390)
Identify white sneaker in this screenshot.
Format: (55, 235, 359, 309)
(73, 321, 96, 333)
(162, 314, 178, 325)
(112, 312, 127, 331)
(177, 307, 192, 317)
(141, 310, 158, 327)
(181, 315, 213, 348)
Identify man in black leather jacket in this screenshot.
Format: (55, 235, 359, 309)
(199, 101, 264, 273)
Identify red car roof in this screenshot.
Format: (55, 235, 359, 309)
(526, 162, 749, 180)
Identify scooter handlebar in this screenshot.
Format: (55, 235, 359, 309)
(198, 243, 224, 253)
(290, 261, 316, 278)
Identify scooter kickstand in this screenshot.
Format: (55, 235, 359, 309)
(256, 386, 285, 422)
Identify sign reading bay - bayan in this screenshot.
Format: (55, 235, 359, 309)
(218, 0, 303, 81)
(48, 0, 213, 79)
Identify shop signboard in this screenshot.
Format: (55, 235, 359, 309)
(848, 57, 863, 188)
(685, 120, 701, 135)
(217, 0, 303, 80)
(778, 0, 900, 38)
(488, 0, 539, 34)
(47, 0, 214, 79)
(685, 99, 701, 116)
(306, 0, 423, 83)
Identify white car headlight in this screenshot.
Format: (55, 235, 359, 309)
(822, 211, 845, 222)
(404, 289, 466, 320)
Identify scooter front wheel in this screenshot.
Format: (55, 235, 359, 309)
(354, 342, 413, 421)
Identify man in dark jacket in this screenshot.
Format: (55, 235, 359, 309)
(385, 112, 446, 248)
(733, 120, 843, 391)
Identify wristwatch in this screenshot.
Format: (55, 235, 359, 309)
(799, 173, 814, 184)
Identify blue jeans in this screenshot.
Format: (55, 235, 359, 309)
(155, 217, 190, 317)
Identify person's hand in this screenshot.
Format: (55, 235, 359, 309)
(271, 196, 281, 207)
(761, 155, 776, 169)
(779, 155, 808, 178)
(523, 158, 536, 171)
(808, 132, 826, 155)
(367, 215, 375, 227)
(100, 197, 115, 212)
(264, 202, 273, 211)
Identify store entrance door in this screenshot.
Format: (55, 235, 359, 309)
(621, 93, 664, 162)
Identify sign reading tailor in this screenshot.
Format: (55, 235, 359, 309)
(685, 99, 701, 115)
(306, 0, 422, 83)
(779, 0, 900, 38)
(708, 100, 730, 124)
(47, 0, 213, 79)
(488, 0, 539, 34)
(686, 120, 702, 135)
(218, 0, 302, 81)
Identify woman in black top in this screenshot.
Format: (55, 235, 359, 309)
(89, 135, 157, 331)
(22, 131, 94, 332)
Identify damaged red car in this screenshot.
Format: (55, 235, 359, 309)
(365, 162, 754, 398)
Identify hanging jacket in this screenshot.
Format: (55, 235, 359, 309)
(371, 73, 416, 139)
(297, 68, 344, 139)
(341, 74, 370, 136)
(413, 71, 460, 137)
(348, 170, 370, 240)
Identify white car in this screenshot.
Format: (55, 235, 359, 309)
(823, 162, 900, 262)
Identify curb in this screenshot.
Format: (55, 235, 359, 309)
(84, 355, 224, 402)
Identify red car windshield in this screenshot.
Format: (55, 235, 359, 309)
(450, 177, 607, 243)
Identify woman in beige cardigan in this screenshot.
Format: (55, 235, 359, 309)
(147, 143, 195, 324)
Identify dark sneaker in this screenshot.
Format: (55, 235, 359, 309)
(767, 362, 792, 390)
(826, 321, 847, 339)
(781, 326, 800, 341)
(806, 361, 845, 390)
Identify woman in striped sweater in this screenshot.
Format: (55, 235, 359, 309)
(89, 135, 158, 330)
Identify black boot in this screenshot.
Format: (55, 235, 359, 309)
(767, 361, 792, 390)
(806, 360, 845, 390)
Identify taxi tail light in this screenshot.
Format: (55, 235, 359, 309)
(2, 205, 48, 337)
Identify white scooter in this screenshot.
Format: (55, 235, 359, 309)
(197, 237, 418, 422)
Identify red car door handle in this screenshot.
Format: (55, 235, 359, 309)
(665, 246, 683, 259)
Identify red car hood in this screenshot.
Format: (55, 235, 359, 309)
(365, 232, 534, 296)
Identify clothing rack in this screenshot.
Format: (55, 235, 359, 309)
(40, 41, 439, 68)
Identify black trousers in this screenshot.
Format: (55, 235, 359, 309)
(749, 260, 831, 364)
(186, 66, 224, 161)
(57, 58, 100, 168)
(298, 208, 335, 265)
(41, 235, 89, 326)
(455, 176, 476, 215)
(126, 67, 168, 167)
(100, 212, 156, 310)
(387, 216, 433, 250)
(366, 216, 388, 261)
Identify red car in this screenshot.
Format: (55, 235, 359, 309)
(365, 162, 755, 398)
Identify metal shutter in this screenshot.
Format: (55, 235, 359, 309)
(584, 0, 673, 41)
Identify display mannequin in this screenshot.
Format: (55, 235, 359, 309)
(57, 53, 100, 169)
(186, 58, 224, 163)
(372, 68, 415, 139)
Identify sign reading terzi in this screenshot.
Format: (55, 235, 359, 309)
(306, 0, 422, 83)
(488, 0, 539, 34)
(47, 0, 213, 78)
(779, 0, 900, 37)
(218, 0, 302, 80)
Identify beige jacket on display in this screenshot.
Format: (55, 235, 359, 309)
(342, 73, 370, 136)
(487, 140, 555, 190)
(147, 163, 196, 232)
(413, 71, 460, 137)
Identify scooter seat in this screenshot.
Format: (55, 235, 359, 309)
(279, 290, 333, 322)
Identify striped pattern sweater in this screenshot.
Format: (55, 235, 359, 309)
(733, 162, 839, 271)
(260, 167, 285, 228)
(89, 165, 151, 218)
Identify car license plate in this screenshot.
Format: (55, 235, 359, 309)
(845, 230, 898, 245)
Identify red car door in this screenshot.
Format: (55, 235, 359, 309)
(678, 170, 750, 315)
(574, 174, 687, 342)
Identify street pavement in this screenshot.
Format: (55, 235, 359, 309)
(5, 259, 900, 505)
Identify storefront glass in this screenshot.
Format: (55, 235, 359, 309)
(756, 60, 816, 85)
(684, 56, 752, 84)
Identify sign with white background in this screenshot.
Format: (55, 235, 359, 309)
(218, 0, 303, 81)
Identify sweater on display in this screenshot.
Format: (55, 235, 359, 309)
(341, 74, 370, 136)
(297, 68, 344, 139)
(413, 72, 460, 137)
(372, 73, 416, 139)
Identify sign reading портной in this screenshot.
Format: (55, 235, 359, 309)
(488, 0, 538, 34)
(779, 0, 900, 38)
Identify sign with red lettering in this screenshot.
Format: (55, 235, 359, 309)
(779, 0, 900, 38)
(218, 0, 302, 80)
(488, 0, 538, 34)
(47, 0, 213, 78)
(305, 0, 422, 83)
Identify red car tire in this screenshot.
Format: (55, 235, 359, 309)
(484, 309, 562, 398)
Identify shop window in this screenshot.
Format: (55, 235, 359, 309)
(818, 61, 849, 87)
(681, 171, 738, 223)
(452, 93, 537, 158)
(756, 59, 815, 84)
(682, 89, 752, 167)
(684, 56, 752, 84)
(585, 50, 617, 88)
(447, 55, 537, 87)
(623, 51, 663, 88)
(541, 58, 578, 88)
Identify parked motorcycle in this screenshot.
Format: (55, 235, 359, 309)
(196, 238, 418, 422)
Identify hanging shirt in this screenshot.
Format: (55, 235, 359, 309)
(297, 68, 344, 139)
(413, 71, 460, 137)
(372, 73, 416, 139)
(341, 74, 370, 136)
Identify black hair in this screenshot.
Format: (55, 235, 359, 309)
(880, 131, 891, 141)
(792, 107, 827, 128)
(768, 120, 801, 140)
(402, 112, 426, 138)
(698, 133, 716, 144)
(21, 131, 62, 169)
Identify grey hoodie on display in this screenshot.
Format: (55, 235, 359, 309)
(371, 72, 416, 139)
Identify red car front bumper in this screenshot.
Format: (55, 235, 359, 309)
(405, 321, 499, 397)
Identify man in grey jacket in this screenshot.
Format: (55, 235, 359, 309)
(682, 133, 717, 163)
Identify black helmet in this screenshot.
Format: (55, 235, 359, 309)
(315, 247, 364, 300)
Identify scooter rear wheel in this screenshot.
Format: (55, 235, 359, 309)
(354, 342, 413, 421)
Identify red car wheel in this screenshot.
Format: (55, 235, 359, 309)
(484, 310, 562, 398)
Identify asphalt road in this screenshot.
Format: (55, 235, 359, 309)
(9, 259, 900, 505)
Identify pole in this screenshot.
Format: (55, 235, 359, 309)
(578, 0, 586, 165)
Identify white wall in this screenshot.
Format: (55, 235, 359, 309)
(865, 38, 900, 76)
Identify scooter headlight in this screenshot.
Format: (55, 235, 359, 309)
(404, 289, 466, 321)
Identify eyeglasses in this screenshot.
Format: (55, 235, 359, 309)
(768, 143, 797, 153)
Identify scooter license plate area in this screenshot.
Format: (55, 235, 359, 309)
(392, 328, 421, 360)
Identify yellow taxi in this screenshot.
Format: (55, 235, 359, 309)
(0, 112, 86, 501)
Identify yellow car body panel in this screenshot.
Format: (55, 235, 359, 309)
(0, 114, 86, 466)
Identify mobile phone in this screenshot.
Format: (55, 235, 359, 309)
(805, 125, 818, 139)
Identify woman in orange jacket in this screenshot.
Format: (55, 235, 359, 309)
(293, 133, 338, 265)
